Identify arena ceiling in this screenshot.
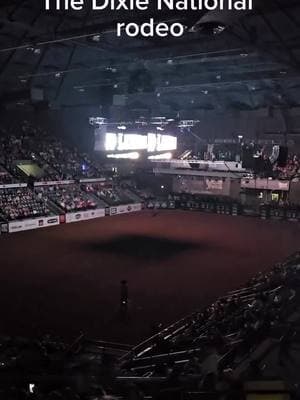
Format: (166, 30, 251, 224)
(0, 0, 300, 117)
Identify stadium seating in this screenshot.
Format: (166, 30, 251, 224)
(119, 252, 300, 393)
(35, 184, 100, 213)
(274, 154, 300, 180)
(83, 183, 135, 206)
(0, 187, 52, 221)
(0, 122, 105, 181)
(0, 334, 120, 400)
(0, 254, 298, 399)
(0, 166, 18, 185)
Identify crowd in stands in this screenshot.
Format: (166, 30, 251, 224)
(0, 334, 119, 400)
(0, 251, 298, 399)
(0, 183, 139, 222)
(184, 144, 300, 181)
(36, 185, 98, 213)
(84, 184, 133, 206)
(120, 253, 300, 394)
(0, 166, 18, 185)
(274, 154, 300, 180)
(0, 121, 105, 181)
(0, 188, 51, 221)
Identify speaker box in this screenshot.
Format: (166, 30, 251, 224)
(277, 146, 288, 167)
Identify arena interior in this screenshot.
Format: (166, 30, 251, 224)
(1, 1, 300, 399)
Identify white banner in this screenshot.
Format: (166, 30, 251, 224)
(79, 178, 107, 183)
(65, 208, 105, 223)
(0, 183, 27, 189)
(109, 203, 142, 216)
(8, 216, 60, 233)
(34, 180, 75, 187)
(241, 178, 290, 191)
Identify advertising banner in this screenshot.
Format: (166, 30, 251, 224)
(65, 208, 105, 223)
(109, 203, 142, 216)
(8, 216, 60, 233)
(34, 180, 75, 187)
(241, 178, 290, 191)
(0, 183, 27, 189)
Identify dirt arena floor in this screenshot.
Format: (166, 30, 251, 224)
(0, 210, 300, 345)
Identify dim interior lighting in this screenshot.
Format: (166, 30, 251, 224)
(107, 67, 118, 73)
(114, 84, 119, 89)
(92, 34, 101, 42)
(213, 25, 226, 35)
(107, 152, 140, 160)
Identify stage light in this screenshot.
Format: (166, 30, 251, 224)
(148, 152, 172, 160)
(107, 152, 140, 160)
(92, 34, 101, 42)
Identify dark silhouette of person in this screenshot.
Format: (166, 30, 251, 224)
(120, 280, 128, 310)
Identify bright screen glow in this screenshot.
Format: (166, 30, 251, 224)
(148, 152, 173, 160)
(107, 152, 140, 159)
(104, 133, 177, 152)
(156, 134, 177, 151)
(105, 133, 118, 151)
(147, 133, 157, 152)
(117, 134, 148, 151)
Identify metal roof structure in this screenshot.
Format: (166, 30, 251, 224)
(0, 0, 299, 117)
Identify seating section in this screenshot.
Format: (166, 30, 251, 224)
(83, 184, 135, 206)
(0, 335, 119, 400)
(0, 122, 105, 181)
(0, 188, 51, 221)
(35, 184, 99, 213)
(0, 166, 18, 185)
(120, 252, 300, 390)
(274, 154, 300, 179)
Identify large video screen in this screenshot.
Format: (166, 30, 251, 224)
(94, 129, 177, 153)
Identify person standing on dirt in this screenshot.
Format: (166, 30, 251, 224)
(120, 280, 129, 310)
